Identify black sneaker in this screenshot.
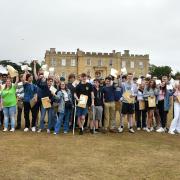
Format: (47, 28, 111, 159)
(95, 129, 100, 132)
(79, 128, 83, 135)
(90, 129, 94, 134)
(15, 126, 21, 130)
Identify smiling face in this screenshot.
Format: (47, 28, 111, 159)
(6, 78, 12, 87)
(47, 79, 53, 87)
(161, 81, 166, 88)
(60, 81, 66, 90)
(94, 80, 100, 88)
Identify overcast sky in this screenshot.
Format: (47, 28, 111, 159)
(0, 0, 179, 72)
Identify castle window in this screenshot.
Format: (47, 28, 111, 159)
(61, 72, 66, 78)
(87, 59, 91, 66)
(122, 61, 126, 68)
(109, 59, 113, 66)
(139, 61, 144, 68)
(71, 59, 76, 66)
(61, 59, 66, 66)
(51, 58, 56, 66)
(130, 61, 134, 68)
(98, 59, 102, 66)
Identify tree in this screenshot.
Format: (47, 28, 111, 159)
(174, 72, 180, 80)
(0, 60, 22, 73)
(149, 64, 172, 79)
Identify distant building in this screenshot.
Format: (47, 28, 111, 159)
(45, 48, 149, 79)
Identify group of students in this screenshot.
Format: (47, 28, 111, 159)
(0, 63, 180, 135)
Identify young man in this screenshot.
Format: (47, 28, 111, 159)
(89, 79, 103, 133)
(102, 76, 116, 132)
(74, 73, 94, 135)
(67, 74, 76, 128)
(119, 73, 137, 133)
(37, 77, 55, 133)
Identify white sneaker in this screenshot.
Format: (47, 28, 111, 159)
(24, 128, 29, 132)
(54, 132, 57, 135)
(3, 128, 8, 132)
(31, 127, 36, 132)
(143, 127, 146, 131)
(137, 128, 141, 131)
(10, 128, 15, 132)
(168, 131, 175, 135)
(156, 127, 165, 133)
(129, 128, 135, 133)
(37, 129, 42, 133)
(118, 127, 124, 133)
(150, 127, 154, 132)
(47, 129, 50, 134)
(64, 131, 68, 134)
(146, 128, 151, 132)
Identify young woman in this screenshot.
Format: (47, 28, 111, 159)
(143, 79, 159, 132)
(54, 81, 73, 134)
(16, 74, 24, 129)
(168, 83, 180, 134)
(23, 72, 38, 132)
(135, 82, 146, 130)
(156, 82, 172, 132)
(0, 75, 19, 132)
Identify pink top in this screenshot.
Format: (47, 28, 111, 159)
(174, 90, 180, 97)
(158, 90, 165, 101)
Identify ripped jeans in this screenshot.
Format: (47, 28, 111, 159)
(3, 106, 16, 129)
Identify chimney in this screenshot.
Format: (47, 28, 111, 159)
(50, 48, 56, 54)
(124, 50, 129, 56)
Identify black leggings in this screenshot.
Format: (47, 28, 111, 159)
(23, 102, 38, 128)
(157, 100, 168, 128)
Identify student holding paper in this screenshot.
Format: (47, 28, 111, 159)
(23, 72, 38, 132)
(0, 75, 19, 132)
(54, 81, 73, 134)
(135, 82, 146, 130)
(119, 73, 137, 133)
(156, 82, 172, 132)
(143, 79, 159, 132)
(89, 79, 103, 133)
(37, 77, 55, 133)
(74, 73, 94, 135)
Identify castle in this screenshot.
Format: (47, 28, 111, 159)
(45, 48, 149, 79)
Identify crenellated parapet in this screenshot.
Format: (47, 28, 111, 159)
(45, 48, 149, 59)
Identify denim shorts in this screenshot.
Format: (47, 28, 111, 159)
(3, 106, 16, 117)
(76, 107, 88, 117)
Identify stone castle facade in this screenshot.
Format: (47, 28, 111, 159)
(45, 48, 149, 79)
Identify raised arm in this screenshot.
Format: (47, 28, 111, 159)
(33, 61, 38, 81)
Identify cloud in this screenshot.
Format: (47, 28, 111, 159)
(0, 0, 179, 71)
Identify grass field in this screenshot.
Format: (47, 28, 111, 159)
(0, 129, 180, 180)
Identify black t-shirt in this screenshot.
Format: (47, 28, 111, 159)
(75, 82, 93, 106)
(93, 86, 103, 106)
(67, 82, 75, 102)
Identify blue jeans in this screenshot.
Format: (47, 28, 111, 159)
(39, 106, 54, 130)
(3, 106, 16, 129)
(54, 108, 71, 133)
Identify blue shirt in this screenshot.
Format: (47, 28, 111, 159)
(102, 86, 115, 102)
(23, 83, 37, 103)
(114, 87, 123, 101)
